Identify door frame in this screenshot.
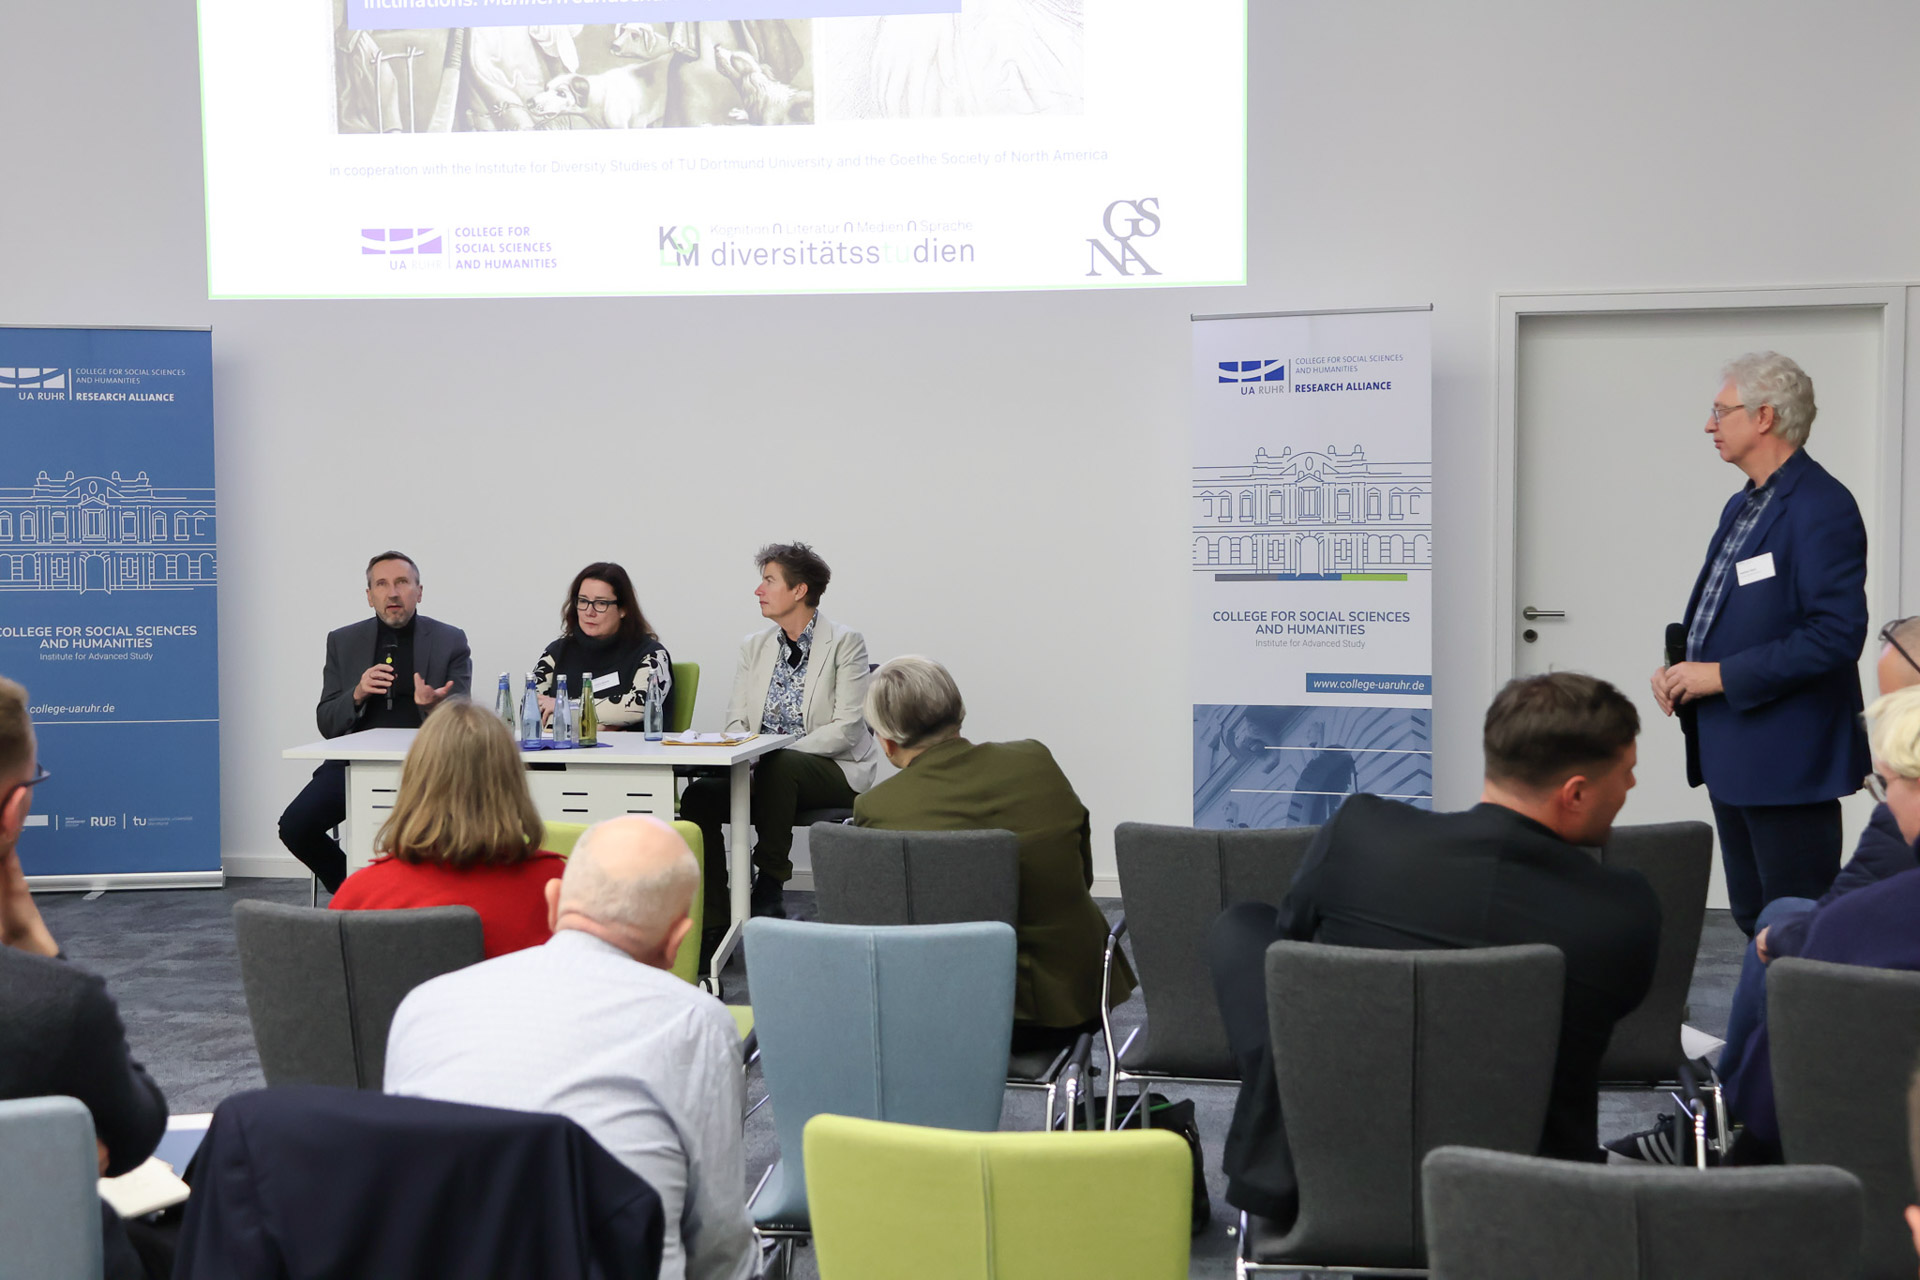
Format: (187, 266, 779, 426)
(1493, 284, 1911, 685)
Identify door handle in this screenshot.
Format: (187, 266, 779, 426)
(1521, 607, 1565, 621)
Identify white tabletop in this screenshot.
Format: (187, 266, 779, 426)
(283, 727, 795, 766)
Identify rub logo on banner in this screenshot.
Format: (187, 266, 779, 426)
(360, 228, 443, 255)
(1218, 360, 1286, 384)
(0, 368, 68, 390)
(1086, 197, 1161, 278)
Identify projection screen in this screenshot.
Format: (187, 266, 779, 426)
(197, 1, 1247, 299)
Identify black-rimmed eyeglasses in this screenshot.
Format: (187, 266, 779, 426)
(1882, 618, 1919, 676)
(575, 598, 619, 614)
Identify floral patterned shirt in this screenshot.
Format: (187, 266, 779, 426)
(760, 613, 814, 736)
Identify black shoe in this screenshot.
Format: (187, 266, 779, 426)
(697, 926, 726, 969)
(1604, 1113, 1700, 1166)
(750, 873, 788, 919)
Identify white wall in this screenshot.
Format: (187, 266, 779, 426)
(5, 0, 1918, 884)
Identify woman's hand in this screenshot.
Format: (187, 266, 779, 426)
(538, 694, 556, 727)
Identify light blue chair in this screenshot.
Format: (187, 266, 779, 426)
(0, 1096, 103, 1280)
(744, 918, 1016, 1276)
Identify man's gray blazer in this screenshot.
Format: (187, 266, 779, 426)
(315, 614, 473, 739)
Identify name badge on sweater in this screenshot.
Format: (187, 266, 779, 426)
(592, 671, 619, 693)
(1735, 552, 1776, 586)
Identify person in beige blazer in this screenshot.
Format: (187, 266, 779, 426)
(683, 543, 878, 938)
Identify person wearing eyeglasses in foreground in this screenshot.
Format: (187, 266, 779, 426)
(532, 561, 673, 729)
(1652, 352, 1870, 938)
(0, 676, 172, 1279)
(1616, 684, 1920, 1168)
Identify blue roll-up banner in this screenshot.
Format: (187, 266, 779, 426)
(1191, 307, 1433, 830)
(0, 327, 220, 886)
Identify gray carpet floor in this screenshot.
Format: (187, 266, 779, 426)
(36, 883, 1744, 1279)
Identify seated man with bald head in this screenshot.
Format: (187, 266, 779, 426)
(385, 817, 756, 1280)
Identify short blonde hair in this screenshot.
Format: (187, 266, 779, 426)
(863, 656, 965, 750)
(0, 676, 32, 781)
(1865, 685, 1920, 781)
(376, 699, 544, 867)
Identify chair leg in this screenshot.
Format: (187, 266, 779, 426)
(310, 874, 319, 907)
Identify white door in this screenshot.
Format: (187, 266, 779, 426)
(1513, 305, 1889, 907)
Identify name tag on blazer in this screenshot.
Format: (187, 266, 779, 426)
(1735, 552, 1777, 586)
(592, 671, 619, 693)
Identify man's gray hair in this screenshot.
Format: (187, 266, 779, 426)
(557, 820, 698, 945)
(1723, 351, 1817, 447)
(863, 655, 965, 750)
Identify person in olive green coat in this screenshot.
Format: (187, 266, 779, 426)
(852, 656, 1136, 1049)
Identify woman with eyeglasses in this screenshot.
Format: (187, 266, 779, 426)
(532, 562, 673, 730)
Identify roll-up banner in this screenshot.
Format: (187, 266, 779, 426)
(0, 326, 221, 888)
(1191, 307, 1433, 830)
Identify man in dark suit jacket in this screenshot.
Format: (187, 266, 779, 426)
(1654, 352, 1869, 935)
(0, 676, 170, 1280)
(1209, 673, 1661, 1221)
(278, 551, 471, 891)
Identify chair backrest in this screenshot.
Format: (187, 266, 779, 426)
(668, 661, 699, 733)
(668, 819, 705, 985)
(0, 1096, 101, 1280)
(1769, 957, 1920, 1280)
(1112, 822, 1318, 1078)
(541, 821, 587, 857)
(1264, 941, 1564, 1270)
(233, 900, 484, 1088)
(809, 824, 1019, 928)
(1595, 821, 1713, 1081)
(1422, 1145, 1863, 1280)
(804, 1114, 1191, 1280)
(744, 918, 1016, 1226)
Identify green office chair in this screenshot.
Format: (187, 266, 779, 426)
(668, 661, 700, 733)
(803, 1114, 1191, 1279)
(544, 817, 750, 1037)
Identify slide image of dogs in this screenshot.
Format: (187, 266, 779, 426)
(527, 66, 668, 129)
(814, 0, 1083, 120)
(713, 46, 814, 125)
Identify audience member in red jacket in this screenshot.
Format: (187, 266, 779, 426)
(331, 698, 562, 957)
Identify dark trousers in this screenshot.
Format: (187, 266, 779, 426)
(278, 761, 348, 892)
(1711, 798, 1842, 936)
(1718, 896, 1816, 1079)
(680, 748, 857, 924)
(1207, 901, 1299, 1223)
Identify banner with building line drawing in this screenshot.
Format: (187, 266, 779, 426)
(0, 327, 220, 882)
(1191, 308, 1432, 830)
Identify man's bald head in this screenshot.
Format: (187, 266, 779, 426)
(1880, 617, 1920, 697)
(552, 816, 699, 965)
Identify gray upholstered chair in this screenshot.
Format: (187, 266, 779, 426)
(1103, 822, 1317, 1127)
(1421, 1145, 1862, 1280)
(1769, 957, 1920, 1280)
(1240, 941, 1564, 1275)
(807, 824, 1072, 1110)
(232, 900, 484, 1089)
(0, 1096, 101, 1280)
(1594, 821, 1714, 1086)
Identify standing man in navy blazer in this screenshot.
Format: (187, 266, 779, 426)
(1654, 352, 1869, 936)
(278, 551, 472, 891)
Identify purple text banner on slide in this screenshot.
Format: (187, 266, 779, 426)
(349, 0, 958, 29)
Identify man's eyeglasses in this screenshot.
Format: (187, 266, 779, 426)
(1882, 618, 1919, 676)
(1709, 402, 1748, 425)
(1866, 772, 1890, 805)
(575, 597, 619, 615)
(6, 764, 49, 801)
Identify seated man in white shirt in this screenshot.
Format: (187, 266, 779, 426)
(385, 816, 757, 1280)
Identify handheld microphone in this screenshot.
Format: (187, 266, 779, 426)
(1664, 622, 1688, 669)
(380, 639, 398, 711)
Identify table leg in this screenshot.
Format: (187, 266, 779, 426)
(710, 758, 753, 988)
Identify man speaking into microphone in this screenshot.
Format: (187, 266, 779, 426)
(277, 552, 472, 892)
(1653, 353, 1868, 936)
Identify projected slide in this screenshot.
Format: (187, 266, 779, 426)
(198, 1, 1246, 298)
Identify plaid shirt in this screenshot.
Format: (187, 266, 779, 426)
(760, 613, 815, 736)
(1687, 458, 1795, 661)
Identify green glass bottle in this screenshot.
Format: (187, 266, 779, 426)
(579, 678, 599, 746)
